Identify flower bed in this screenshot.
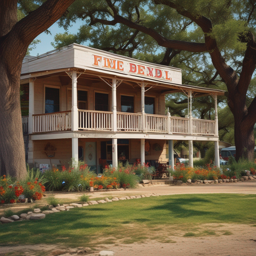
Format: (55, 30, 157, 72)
(0, 173, 45, 204)
(170, 163, 221, 182)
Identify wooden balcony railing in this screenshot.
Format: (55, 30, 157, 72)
(145, 114, 167, 133)
(192, 119, 215, 135)
(117, 112, 142, 132)
(31, 110, 217, 136)
(33, 111, 71, 133)
(78, 110, 112, 131)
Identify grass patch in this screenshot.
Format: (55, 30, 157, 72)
(4, 209, 15, 218)
(0, 194, 255, 247)
(79, 194, 89, 203)
(183, 232, 196, 237)
(46, 196, 59, 207)
(222, 231, 233, 235)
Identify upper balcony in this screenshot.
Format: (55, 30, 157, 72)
(31, 110, 216, 136)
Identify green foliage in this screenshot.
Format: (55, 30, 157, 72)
(227, 159, 256, 178)
(79, 194, 89, 203)
(104, 164, 139, 188)
(193, 159, 206, 167)
(46, 196, 59, 207)
(3, 209, 14, 218)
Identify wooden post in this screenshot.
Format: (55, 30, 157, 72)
(168, 140, 174, 170)
(189, 140, 193, 168)
(167, 112, 171, 134)
(71, 71, 78, 131)
(141, 82, 145, 132)
(214, 94, 218, 136)
(215, 140, 220, 168)
(214, 94, 220, 168)
(141, 139, 145, 165)
(188, 91, 193, 135)
(112, 78, 117, 132)
(112, 138, 118, 168)
(28, 79, 34, 134)
(27, 79, 35, 164)
(72, 137, 79, 165)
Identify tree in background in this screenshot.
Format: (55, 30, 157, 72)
(0, 0, 75, 179)
(49, 0, 256, 161)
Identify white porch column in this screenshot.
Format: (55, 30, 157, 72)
(112, 138, 118, 168)
(28, 79, 34, 134)
(71, 71, 78, 131)
(215, 140, 220, 168)
(141, 82, 145, 132)
(188, 140, 193, 168)
(188, 91, 193, 135)
(141, 139, 145, 165)
(214, 94, 220, 167)
(168, 140, 174, 170)
(112, 78, 117, 132)
(72, 137, 79, 165)
(28, 79, 34, 164)
(214, 94, 218, 136)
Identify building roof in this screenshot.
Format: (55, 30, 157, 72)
(21, 44, 225, 96)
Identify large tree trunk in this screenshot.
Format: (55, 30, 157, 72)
(234, 116, 255, 161)
(0, 0, 75, 178)
(0, 59, 27, 179)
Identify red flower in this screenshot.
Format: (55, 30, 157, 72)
(98, 185, 103, 189)
(10, 199, 15, 203)
(34, 181, 38, 184)
(1, 200, 5, 204)
(62, 166, 66, 171)
(8, 185, 12, 189)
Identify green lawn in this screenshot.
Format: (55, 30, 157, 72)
(0, 194, 255, 247)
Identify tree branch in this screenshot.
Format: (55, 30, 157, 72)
(237, 32, 256, 97)
(154, 0, 239, 91)
(242, 96, 256, 129)
(2, 0, 75, 70)
(0, 0, 18, 37)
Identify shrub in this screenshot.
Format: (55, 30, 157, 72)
(4, 209, 14, 218)
(227, 159, 256, 178)
(46, 196, 59, 207)
(79, 194, 89, 203)
(0, 175, 24, 204)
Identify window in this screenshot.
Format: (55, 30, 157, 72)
(145, 97, 155, 114)
(121, 95, 134, 113)
(45, 87, 59, 113)
(78, 90, 88, 110)
(95, 93, 108, 111)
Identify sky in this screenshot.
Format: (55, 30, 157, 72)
(30, 21, 84, 56)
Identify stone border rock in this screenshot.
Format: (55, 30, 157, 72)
(0, 193, 159, 225)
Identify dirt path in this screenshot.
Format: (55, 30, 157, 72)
(0, 224, 255, 256)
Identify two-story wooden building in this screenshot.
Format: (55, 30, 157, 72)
(20, 44, 224, 171)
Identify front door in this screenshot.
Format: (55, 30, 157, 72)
(85, 142, 97, 171)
